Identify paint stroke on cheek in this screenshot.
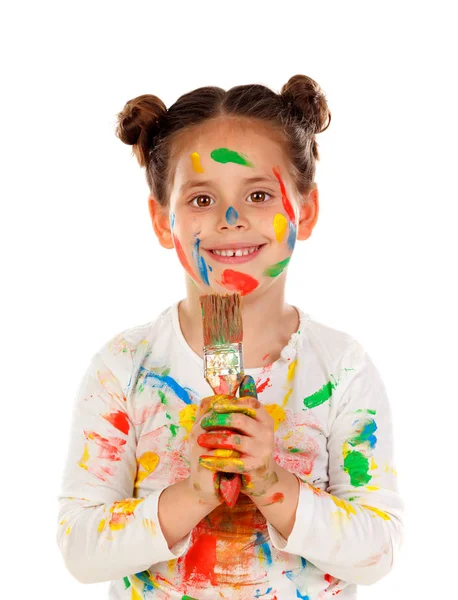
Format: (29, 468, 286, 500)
(210, 148, 254, 167)
(190, 151, 204, 173)
(263, 257, 291, 277)
(170, 212, 175, 230)
(193, 238, 210, 285)
(273, 213, 288, 242)
(172, 234, 199, 281)
(272, 166, 295, 223)
(287, 220, 297, 251)
(217, 269, 259, 295)
(225, 206, 238, 225)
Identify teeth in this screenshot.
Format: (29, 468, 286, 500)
(212, 245, 260, 257)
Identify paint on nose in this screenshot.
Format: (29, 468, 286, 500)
(225, 206, 238, 225)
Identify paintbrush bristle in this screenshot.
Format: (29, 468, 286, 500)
(200, 293, 243, 347)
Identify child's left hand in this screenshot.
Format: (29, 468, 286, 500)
(197, 375, 279, 499)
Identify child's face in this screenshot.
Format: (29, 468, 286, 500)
(158, 118, 313, 298)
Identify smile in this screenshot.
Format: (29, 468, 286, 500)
(205, 244, 266, 263)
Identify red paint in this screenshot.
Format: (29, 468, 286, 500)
(218, 269, 259, 295)
(219, 474, 241, 508)
(103, 410, 130, 435)
(198, 430, 236, 450)
(262, 353, 270, 361)
(84, 430, 126, 461)
(182, 534, 218, 586)
(173, 234, 198, 281)
(256, 377, 271, 394)
(273, 166, 295, 223)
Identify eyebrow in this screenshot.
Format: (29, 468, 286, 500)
(179, 176, 278, 193)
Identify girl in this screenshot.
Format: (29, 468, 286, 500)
(56, 74, 404, 599)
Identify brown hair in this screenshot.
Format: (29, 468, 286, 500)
(115, 74, 331, 207)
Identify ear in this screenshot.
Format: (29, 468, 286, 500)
(296, 184, 319, 241)
(148, 196, 174, 249)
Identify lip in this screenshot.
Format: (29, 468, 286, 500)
(204, 244, 266, 264)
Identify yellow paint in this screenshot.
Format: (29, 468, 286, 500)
(65, 526, 71, 535)
(287, 359, 297, 382)
(331, 495, 357, 516)
(110, 498, 144, 515)
(180, 404, 197, 436)
(282, 388, 293, 408)
(265, 403, 286, 431)
(59, 519, 67, 526)
(365, 485, 380, 491)
(384, 464, 397, 476)
(273, 213, 288, 242)
(370, 457, 378, 470)
(214, 448, 240, 458)
(191, 151, 204, 173)
(132, 586, 143, 600)
(77, 443, 90, 470)
(138, 451, 160, 473)
(362, 505, 391, 520)
(143, 518, 157, 536)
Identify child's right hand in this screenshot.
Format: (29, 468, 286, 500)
(186, 394, 240, 508)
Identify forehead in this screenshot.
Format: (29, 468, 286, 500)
(171, 117, 290, 178)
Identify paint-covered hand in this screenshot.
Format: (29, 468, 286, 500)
(198, 375, 279, 499)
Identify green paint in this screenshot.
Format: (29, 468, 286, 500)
(123, 576, 131, 589)
(170, 424, 180, 437)
(200, 412, 233, 428)
(343, 450, 372, 486)
(289, 448, 301, 453)
(161, 367, 171, 376)
(347, 418, 377, 447)
(158, 390, 167, 404)
(356, 408, 376, 415)
(166, 413, 171, 420)
(182, 596, 199, 600)
(138, 384, 144, 393)
(210, 147, 254, 167)
(303, 380, 335, 409)
(263, 257, 291, 277)
(239, 375, 257, 398)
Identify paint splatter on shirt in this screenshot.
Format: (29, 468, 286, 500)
(57, 302, 404, 599)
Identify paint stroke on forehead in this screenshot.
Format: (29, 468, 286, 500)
(190, 152, 204, 173)
(272, 167, 295, 223)
(172, 233, 199, 282)
(225, 206, 238, 225)
(192, 238, 210, 285)
(273, 213, 287, 242)
(211, 148, 254, 167)
(264, 257, 291, 277)
(218, 269, 259, 295)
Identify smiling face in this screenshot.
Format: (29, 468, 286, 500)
(149, 117, 318, 298)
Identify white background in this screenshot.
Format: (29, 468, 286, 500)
(2, 1, 457, 597)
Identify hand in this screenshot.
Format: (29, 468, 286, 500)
(198, 376, 279, 499)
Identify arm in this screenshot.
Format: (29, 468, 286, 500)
(253, 342, 405, 586)
(56, 340, 212, 584)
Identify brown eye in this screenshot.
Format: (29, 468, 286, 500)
(248, 191, 271, 203)
(190, 195, 214, 208)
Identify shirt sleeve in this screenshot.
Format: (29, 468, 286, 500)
(266, 342, 405, 586)
(56, 338, 192, 584)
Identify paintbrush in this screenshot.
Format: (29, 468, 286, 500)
(199, 292, 244, 507)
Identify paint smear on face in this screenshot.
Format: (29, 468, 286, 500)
(272, 166, 295, 223)
(190, 151, 204, 173)
(218, 269, 259, 295)
(172, 233, 199, 282)
(287, 220, 297, 251)
(192, 238, 210, 285)
(170, 212, 175, 230)
(211, 147, 254, 167)
(225, 206, 238, 225)
(263, 257, 291, 277)
(273, 213, 288, 242)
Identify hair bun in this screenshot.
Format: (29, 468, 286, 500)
(115, 94, 167, 167)
(281, 74, 331, 134)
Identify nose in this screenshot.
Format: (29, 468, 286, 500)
(218, 205, 248, 232)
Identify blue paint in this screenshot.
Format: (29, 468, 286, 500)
(208, 264, 213, 271)
(254, 531, 273, 567)
(287, 220, 297, 251)
(254, 588, 273, 598)
(193, 238, 210, 285)
(133, 570, 156, 591)
(296, 591, 310, 600)
(170, 212, 175, 229)
(351, 418, 378, 448)
(141, 366, 192, 405)
(225, 206, 238, 225)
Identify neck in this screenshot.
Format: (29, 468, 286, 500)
(178, 275, 299, 368)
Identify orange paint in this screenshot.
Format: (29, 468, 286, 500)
(218, 269, 259, 295)
(256, 378, 271, 394)
(102, 410, 130, 435)
(182, 534, 218, 586)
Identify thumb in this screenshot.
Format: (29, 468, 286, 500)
(239, 375, 258, 399)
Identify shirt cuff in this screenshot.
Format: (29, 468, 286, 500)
(266, 478, 314, 556)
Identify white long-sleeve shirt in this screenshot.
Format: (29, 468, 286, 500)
(56, 301, 404, 599)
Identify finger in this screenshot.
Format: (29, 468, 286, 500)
(199, 455, 246, 473)
(196, 394, 232, 421)
(197, 430, 244, 454)
(211, 400, 258, 419)
(239, 375, 258, 399)
(200, 411, 258, 436)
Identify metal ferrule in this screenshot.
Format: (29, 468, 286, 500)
(203, 342, 244, 396)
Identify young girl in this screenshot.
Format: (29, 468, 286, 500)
(56, 74, 404, 599)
